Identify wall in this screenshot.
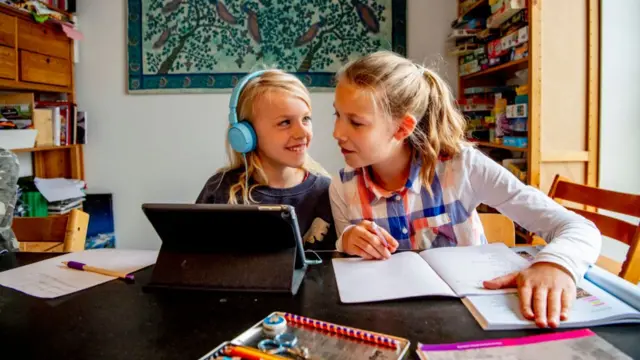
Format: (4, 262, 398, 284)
(599, 0, 640, 262)
(75, 0, 456, 249)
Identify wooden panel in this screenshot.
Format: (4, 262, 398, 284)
(11, 144, 76, 153)
(554, 180, 640, 218)
(541, 151, 589, 162)
(541, 0, 588, 157)
(19, 242, 63, 252)
(0, 45, 15, 80)
(528, 0, 541, 188)
(13, 215, 69, 242)
(567, 207, 638, 245)
(0, 12, 15, 47)
(20, 50, 70, 87)
(587, 0, 600, 187)
(17, 18, 70, 59)
(479, 213, 515, 247)
(0, 76, 70, 92)
(33, 149, 71, 178)
(540, 163, 585, 195)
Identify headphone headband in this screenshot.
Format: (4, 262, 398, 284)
(228, 70, 269, 125)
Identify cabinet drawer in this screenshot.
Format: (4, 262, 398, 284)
(0, 12, 15, 47)
(0, 45, 16, 80)
(18, 19, 69, 59)
(20, 50, 70, 87)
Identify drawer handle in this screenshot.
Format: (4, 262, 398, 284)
(43, 29, 48, 35)
(46, 58, 50, 64)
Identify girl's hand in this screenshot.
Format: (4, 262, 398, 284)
(483, 262, 576, 328)
(342, 220, 399, 260)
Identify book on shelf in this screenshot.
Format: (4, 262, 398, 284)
(417, 328, 632, 360)
(462, 246, 640, 330)
(332, 243, 531, 303)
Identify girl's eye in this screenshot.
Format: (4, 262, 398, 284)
(278, 120, 290, 127)
(303, 116, 312, 123)
(349, 118, 363, 127)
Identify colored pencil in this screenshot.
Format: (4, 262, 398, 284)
(62, 261, 134, 281)
(224, 345, 288, 360)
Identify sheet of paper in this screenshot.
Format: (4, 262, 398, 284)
(462, 279, 640, 330)
(332, 252, 456, 304)
(420, 243, 530, 296)
(34, 177, 86, 202)
(0, 249, 158, 299)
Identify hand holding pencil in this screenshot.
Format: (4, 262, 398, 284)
(342, 220, 398, 260)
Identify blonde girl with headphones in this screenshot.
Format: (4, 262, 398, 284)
(196, 70, 335, 250)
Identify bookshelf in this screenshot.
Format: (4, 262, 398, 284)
(0, 5, 83, 227)
(453, 0, 600, 241)
(452, 0, 599, 193)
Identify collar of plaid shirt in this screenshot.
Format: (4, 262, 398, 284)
(355, 155, 423, 203)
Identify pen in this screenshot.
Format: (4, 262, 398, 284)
(224, 345, 288, 360)
(62, 261, 135, 282)
(372, 222, 390, 249)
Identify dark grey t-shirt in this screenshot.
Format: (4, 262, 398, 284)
(195, 168, 336, 251)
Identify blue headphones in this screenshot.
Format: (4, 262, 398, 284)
(228, 70, 269, 154)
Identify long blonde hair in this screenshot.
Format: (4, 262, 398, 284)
(219, 69, 329, 204)
(336, 51, 467, 189)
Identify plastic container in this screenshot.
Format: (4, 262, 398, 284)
(503, 136, 528, 148)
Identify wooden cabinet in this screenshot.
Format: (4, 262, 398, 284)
(0, 45, 16, 80)
(0, 5, 73, 93)
(20, 50, 70, 86)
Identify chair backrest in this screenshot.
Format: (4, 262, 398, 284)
(548, 175, 640, 284)
(12, 209, 89, 252)
(478, 213, 515, 247)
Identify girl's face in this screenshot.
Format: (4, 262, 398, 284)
(251, 90, 313, 170)
(333, 80, 399, 168)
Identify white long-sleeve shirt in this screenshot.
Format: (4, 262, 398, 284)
(329, 146, 602, 282)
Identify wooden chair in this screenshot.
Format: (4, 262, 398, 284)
(546, 175, 640, 284)
(12, 209, 90, 252)
(479, 213, 515, 247)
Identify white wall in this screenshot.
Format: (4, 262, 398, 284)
(75, 0, 455, 249)
(599, 0, 640, 262)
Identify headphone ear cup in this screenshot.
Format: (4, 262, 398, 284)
(228, 121, 257, 154)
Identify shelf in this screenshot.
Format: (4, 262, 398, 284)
(0, 78, 72, 94)
(461, 58, 529, 80)
(471, 141, 528, 152)
(11, 144, 80, 153)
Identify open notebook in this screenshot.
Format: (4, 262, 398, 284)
(462, 246, 640, 330)
(332, 243, 530, 303)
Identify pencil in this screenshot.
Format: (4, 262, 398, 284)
(62, 261, 135, 281)
(372, 222, 390, 249)
(224, 345, 288, 360)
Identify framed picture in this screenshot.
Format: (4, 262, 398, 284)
(126, 0, 407, 93)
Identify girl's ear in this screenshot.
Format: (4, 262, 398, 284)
(393, 114, 418, 141)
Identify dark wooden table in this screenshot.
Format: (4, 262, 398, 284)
(1, 252, 639, 359)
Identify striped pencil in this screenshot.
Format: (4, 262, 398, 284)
(282, 313, 398, 349)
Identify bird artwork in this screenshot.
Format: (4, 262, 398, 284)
(153, 26, 176, 49)
(161, 0, 183, 14)
(294, 19, 325, 47)
(352, 0, 380, 33)
(129, 0, 402, 92)
(242, 3, 261, 44)
(214, 0, 237, 25)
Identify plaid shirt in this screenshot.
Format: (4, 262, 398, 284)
(329, 146, 601, 282)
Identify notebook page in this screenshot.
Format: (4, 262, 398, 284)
(332, 252, 456, 303)
(0, 249, 158, 299)
(420, 243, 530, 296)
(462, 279, 640, 330)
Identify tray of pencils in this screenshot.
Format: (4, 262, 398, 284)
(199, 311, 411, 360)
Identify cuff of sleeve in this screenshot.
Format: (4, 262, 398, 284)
(335, 224, 355, 253)
(532, 252, 585, 285)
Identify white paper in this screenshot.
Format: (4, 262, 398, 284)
(0, 249, 159, 298)
(462, 279, 640, 330)
(585, 265, 640, 312)
(34, 177, 86, 202)
(332, 252, 456, 303)
(421, 243, 530, 296)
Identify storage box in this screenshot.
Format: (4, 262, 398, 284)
(0, 129, 37, 149)
(503, 136, 528, 148)
(506, 104, 527, 118)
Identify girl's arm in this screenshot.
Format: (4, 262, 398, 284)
(466, 147, 601, 283)
(329, 179, 352, 251)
